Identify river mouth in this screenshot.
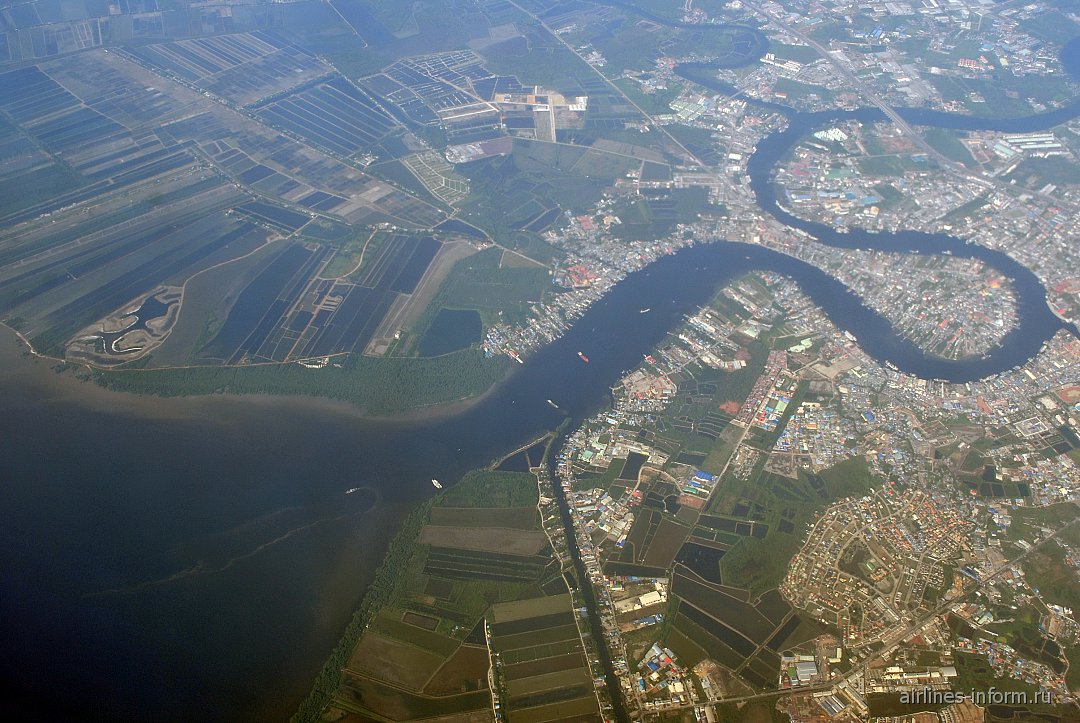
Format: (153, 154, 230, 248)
(5, 21, 1080, 723)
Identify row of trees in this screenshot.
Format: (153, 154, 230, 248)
(94, 348, 509, 415)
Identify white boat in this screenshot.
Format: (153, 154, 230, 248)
(639, 308, 651, 313)
(345, 487, 361, 495)
(547, 399, 559, 409)
(431, 479, 443, 489)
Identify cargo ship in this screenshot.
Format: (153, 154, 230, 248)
(431, 479, 443, 489)
(577, 351, 589, 363)
(639, 308, 651, 314)
(547, 399, 559, 409)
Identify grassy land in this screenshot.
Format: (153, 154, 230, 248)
(1023, 538, 1080, 612)
(1006, 502, 1079, 542)
(768, 43, 821, 63)
(419, 245, 551, 329)
(772, 76, 836, 104)
(1021, 10, 1080, 44)
(940, 194, 989, 225)
(817, 456, 877, 499)
(923, 128, 975, 166)
(927, 70, 1076, 118)
(1007, 156, 1080, 187)
(438, 470, 540, 508)
(321, 229, 383, 279)
(858, 155, 905, 176)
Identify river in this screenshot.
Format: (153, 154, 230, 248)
(4, 20, 1080, 723)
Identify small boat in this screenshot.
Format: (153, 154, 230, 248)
(577, 351, 590, 363)
(547, 399, 559, 409)
(345, 487, 361, 495)
(639, 308, 651, 314)
(431, 479, 443, 489)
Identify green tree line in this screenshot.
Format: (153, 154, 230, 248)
(290, 498, 435, 723)
(93, 349, 509, 415)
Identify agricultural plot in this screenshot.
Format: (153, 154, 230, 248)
(323, 469, 569, 721)
(196, 242, 330, 364)
(161, 104, 445, 227)
(1, 16, 108, 62)
(0, 174, 266, 355)
(429, 506, 538, 529)
(652, 451, 861, 689)
(346, 630, 446, 690)
(232, 200, 312, 235)
(125, 32, 327, 106)
(0, 44, 451, 365)
(54, 46, 442, 227)
(489, 594, 601, 722)
(640, 516, 692, 568)
(0, 1, 287, 64)
(419, 525, 549, 556)
(423, 548, 556, 583)
(456, 138, 639, 241)
(0, 62, 203, 222)
(194, 233, 440, 363)
(335, 672, 492, 722)
(254, 76, 401, 159)
(424, 646, 491, 696)
(361, 50, 497, 127)
(402, 151, 470, 204)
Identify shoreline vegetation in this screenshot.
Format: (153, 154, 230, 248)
(89, 348, 510, 417)
(294, 466, 580, 723)
(291, 497, 437, 723)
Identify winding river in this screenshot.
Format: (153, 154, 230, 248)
(4, 10, 1080, 723)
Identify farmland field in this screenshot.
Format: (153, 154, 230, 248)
(0, 42, 455, 373)
(489, 594, 600, 722)
(640, 516, 691, 568)
(346, 630, 445, 689)
(255, 76, 401, 158)
(314, 469, 580, 721)
(424, 646, 490, 696)
(429, 506, 538, 529)
(337, 672, 492, 721)
(419, 525, 549, 555)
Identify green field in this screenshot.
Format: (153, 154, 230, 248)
(1023, 538, 1080, 611)
(923, 128, 975, 166)
(438, 470, 540, 508)
(1007, 156, 1080, 187)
